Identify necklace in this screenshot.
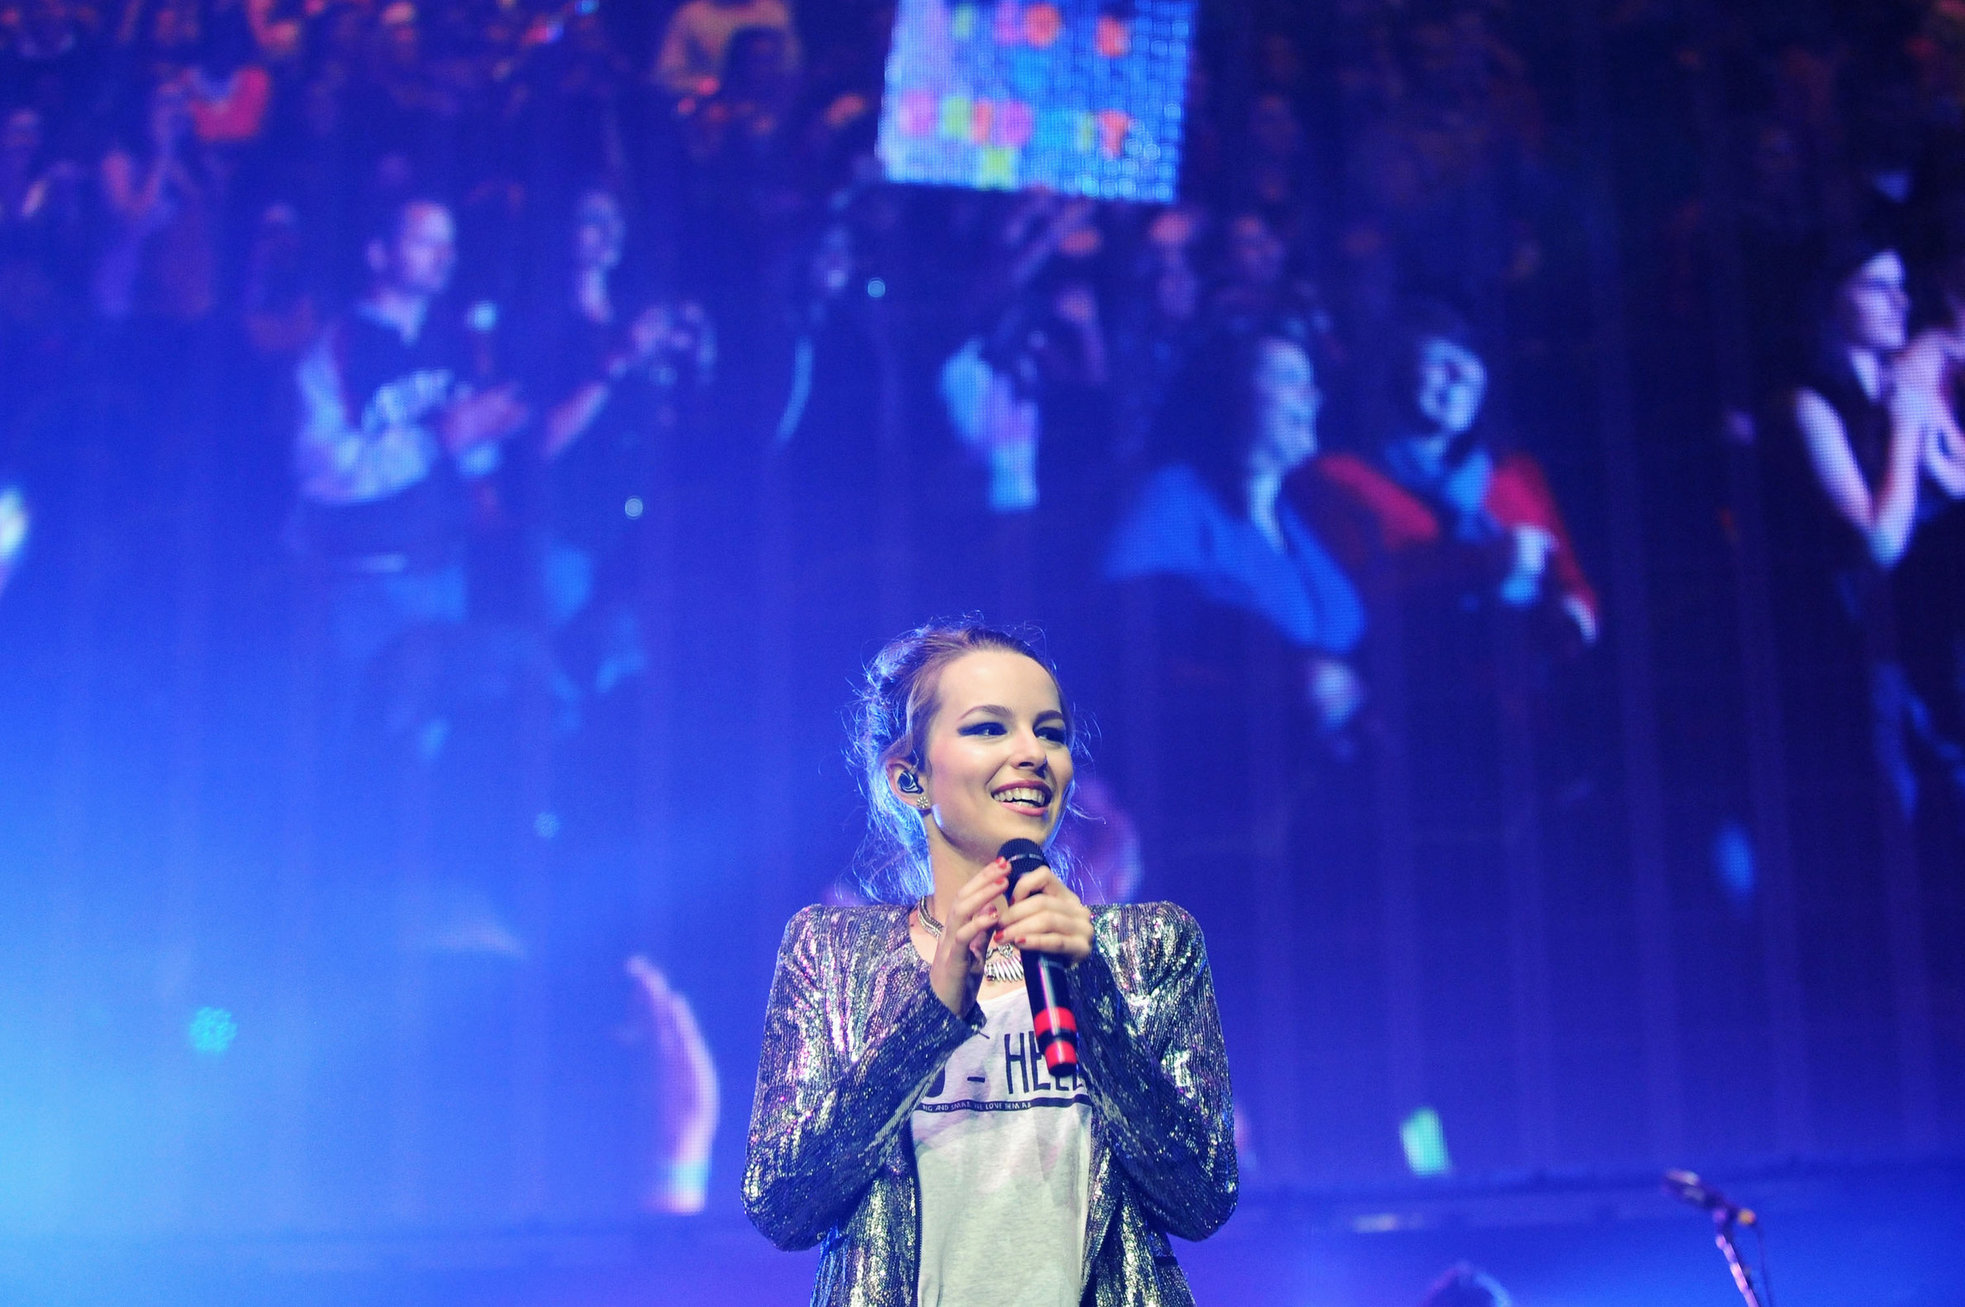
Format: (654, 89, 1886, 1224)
(916, 895, 1023, 983)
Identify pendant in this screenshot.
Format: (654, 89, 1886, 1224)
(919, 895, 1024, 982)
(983, 947, 1024, 983)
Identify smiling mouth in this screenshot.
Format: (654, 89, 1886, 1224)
(993, 785, 1052, 810)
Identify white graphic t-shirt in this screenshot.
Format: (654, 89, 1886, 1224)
(913, 987, 1093, 1307)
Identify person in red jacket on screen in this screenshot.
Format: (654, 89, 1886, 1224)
(1295, 299, 1598, 653)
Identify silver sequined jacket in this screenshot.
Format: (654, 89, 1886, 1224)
(743, 901, 1237, 1306)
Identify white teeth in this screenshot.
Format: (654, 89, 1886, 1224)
(996, 788, 1047, 806)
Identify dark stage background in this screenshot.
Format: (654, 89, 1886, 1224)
(3, 0, 1965, 1302)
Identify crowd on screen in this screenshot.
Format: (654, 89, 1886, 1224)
(0, 0, 1956, 708)
(0, 0, 1616, 741)
(6, 0, 1965, 1228)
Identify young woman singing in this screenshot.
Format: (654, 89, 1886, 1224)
(743, 621, 1236, 1305)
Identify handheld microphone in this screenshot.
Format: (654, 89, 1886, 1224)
(1662, 1169, 1756, 1226)
(998, 838, 1079, 1077)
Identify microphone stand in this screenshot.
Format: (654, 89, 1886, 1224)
(1710, 1208, 1766, 1307)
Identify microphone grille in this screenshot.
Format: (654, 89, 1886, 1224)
(997, 839, 1048, 888)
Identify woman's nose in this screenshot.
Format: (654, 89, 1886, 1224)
(1011, 730, 1050, 768)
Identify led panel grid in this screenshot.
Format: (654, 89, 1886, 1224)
(875, 0, 1194, 202)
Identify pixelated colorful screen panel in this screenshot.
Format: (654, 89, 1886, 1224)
(876, 0, 1194, 202)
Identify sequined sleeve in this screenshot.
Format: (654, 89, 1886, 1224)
(742, 906, 980, 1251)
(1074, 903, 1238, 1240)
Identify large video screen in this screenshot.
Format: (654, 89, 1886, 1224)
(875, 0, 1194, 201)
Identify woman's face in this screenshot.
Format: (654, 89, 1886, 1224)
(1247, 338, 1321, 475)
(1410, 335, 1487, 437)
(1837, 250, 1909, 354)
(900, 650, 1073, 865)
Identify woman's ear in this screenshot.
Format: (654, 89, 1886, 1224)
(886, 758, 928, 809)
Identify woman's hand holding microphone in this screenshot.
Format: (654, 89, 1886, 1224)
(928, 856, 1095, 1018)
(996, 863, 1093, 961)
